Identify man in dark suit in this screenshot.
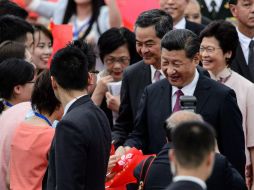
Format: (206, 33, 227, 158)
(123, 29, 245, 177)
(111, 9, 173, 148)
(159, 0, 205, 35)
(47, 45, 111, 190)
(166, 121, 216, 190)
(134, 111, 247, 190)
(229, 0, 254, 186)
(197, 0, 232, 20)
(229, 0, 254, 82)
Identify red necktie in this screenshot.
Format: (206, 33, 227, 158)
(173, 89, 184, 112)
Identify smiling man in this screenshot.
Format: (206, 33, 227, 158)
(112, 9, 173, 148)
(159, 0, 204, 35)
(123, 29, 246, 178)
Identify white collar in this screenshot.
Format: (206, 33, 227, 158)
(172, 69, 199, 96)
(150, 65, 165, 83)
(174, 17, 186, 29)
(204, 0, 223, 12)
(237, 28, 254, 50)
(173, 175, 206, 189)
(63, 95, 86, 116)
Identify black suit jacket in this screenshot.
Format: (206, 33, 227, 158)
(166, 181, 204, 190)
(185, 20, 205, 35)
(231, 43, 254, 82)
(197, 0, 232, 20)
(112, 61, 208, 147)
(47, 96, 111, 190)
(124, 74, 245, 177)
(134, 143, 247, 190)
(112, 61, 151, 146)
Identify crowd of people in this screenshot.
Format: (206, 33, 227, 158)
(0, 0, 254, 190)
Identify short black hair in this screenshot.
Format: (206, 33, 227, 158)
(199, 20, 238, 65)
(98, 27, 141, 64)
(50, 46, 89, 90)
(172, 121, 216, 168)
(0, 0, 28, 19)
(228, 0, 237, 4)
(161, 29, 200, 59)
(68, 40, 96, 72)
(0, 41, 26, 63)
(135, 9, 173, 39)
(31, 70, 61, 116)
(0, 15, 34, 43)
(0, 58, 35, 113)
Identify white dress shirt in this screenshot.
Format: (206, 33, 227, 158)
(63, 95, 87, 116)
(171, 69, 199, 111)
(204, 0, 223, 12)
(173, 175, 206, 189)
(150, 65, 165, 83)
(174, 17, 186, 29)
(237, 29, 254, 65)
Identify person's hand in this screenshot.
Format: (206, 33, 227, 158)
(91, 75, 113, 106)
(115, 146, 126, 157)
(96, 75, 114, 94)
(106, 92, 120, 112)
(24, 0, 33, 5)
(106, 154, 121, 181)
(246, 164, 253, 189)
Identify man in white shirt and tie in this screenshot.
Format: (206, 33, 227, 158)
(229, 0, 254, 82)
(121, 29, 246, 178)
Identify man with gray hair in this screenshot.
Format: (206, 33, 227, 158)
(134, 111, 246, 190)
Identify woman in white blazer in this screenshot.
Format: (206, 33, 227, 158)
(199, 20, 254, 189)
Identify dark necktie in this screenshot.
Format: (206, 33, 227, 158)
(248, 40, 254, 76)
(210, 0, 217, 20)
(173, 89, 184, 113)
(154, 70, 161, 82)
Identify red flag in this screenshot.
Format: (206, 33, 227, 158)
(116, 0, 160, 31)
(47, 21, 73, 67)
(105, 148, 154, 190)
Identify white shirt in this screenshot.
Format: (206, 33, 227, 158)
(171, 69, 199, 111)
(150, 65, 165, 83)
(63, 95, 87, 116)
(174, 17, 186, 29)
(237, 29, 254, 65)
(204, 0, 223, 12)
(173, 175, 206, 189)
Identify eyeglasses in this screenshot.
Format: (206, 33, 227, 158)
(199, 46, 221, 53)
(105, 57, 130, 65)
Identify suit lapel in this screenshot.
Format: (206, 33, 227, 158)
(235, 45, 249, 75)
(136, 63, 151, 100)
(194, 75, 212, 113)
(158, 79, 172, 119)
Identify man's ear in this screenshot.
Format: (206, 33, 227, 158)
(193, 52, 201, 66)
(229, 4, 237, 17)
(13, 85, 22, 96)
(51, 76, 58, 90)
(87, 72, 93, 85)
(169, 149, 175, 163)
